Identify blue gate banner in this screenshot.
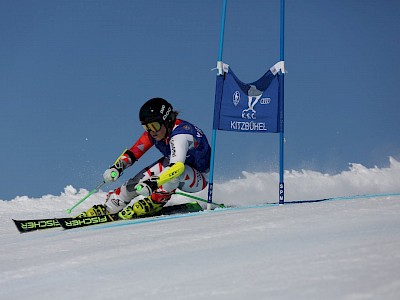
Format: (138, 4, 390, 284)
(213, 63, 282, 133)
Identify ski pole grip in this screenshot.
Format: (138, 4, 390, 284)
(135, 183, 152, 197)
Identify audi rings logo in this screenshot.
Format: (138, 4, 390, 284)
(233, 91, 240, 106)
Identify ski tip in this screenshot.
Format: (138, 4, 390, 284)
(12, 218, 61, 233)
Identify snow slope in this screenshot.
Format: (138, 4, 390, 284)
(1, 158, 400, 300)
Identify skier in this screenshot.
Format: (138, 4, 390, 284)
(78, 97, 211, 219)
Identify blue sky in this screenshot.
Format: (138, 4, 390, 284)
(1, 0, 399, 200)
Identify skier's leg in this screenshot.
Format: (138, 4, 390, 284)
(76, 158, 167, 218)
(105, 157, 171, 214)
(118, 158, 172, 218)
(162, 164, 208, 194)
(128, 165, 208, 218)
(119, 163, 208, 218)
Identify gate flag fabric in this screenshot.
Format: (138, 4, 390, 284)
(213, 62, 284, 133)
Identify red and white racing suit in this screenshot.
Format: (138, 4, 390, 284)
(105, 119, 211, 213)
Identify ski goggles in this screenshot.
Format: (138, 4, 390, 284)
(142, 121, 162, 132)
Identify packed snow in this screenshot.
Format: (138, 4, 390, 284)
(1, 157, 400, 299)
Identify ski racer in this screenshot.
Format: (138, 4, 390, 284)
(78, 97, 211, 219)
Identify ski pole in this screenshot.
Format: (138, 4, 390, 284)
(66, 150, 127, 214)
(135, 187, 225, 208)
(65, 168, 119, 214)
(175, 191, 225, 208)
(66, 181, 106, 214)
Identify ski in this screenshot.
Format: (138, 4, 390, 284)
(13, 202, 202, 233)
(57, 202, 202, 230)
(57, 213, 119, 230)
(13, 217, 61, 233)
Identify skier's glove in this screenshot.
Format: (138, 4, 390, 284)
(103, 150, 137, 183)
(103, 168, 120, 182)
(135, 176, 159, 197)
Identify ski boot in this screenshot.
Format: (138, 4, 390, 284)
(118, 196, 164, 220)
(75, 204, 108, 218)
(118, 205, 136, 220)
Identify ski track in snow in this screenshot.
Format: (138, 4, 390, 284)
(1, 158, 400, 299)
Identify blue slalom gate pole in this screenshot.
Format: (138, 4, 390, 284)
(207, 0, 228, 210)
(279, 0, 285, 205)
(217, 0, 227, 61)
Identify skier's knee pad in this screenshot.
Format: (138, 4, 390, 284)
(104, 187, 131, 214)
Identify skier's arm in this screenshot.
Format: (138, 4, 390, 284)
(152, 134, 193, 185)
(103, 132, 154, 182)
(127, 131, 154, 160)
